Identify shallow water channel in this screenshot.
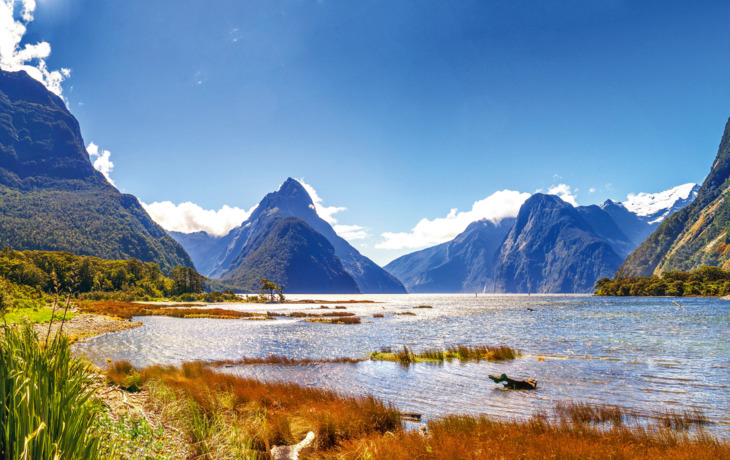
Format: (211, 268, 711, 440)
(74, 294, 730, 436)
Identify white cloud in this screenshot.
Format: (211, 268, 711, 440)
(142, 201, 256, 236)
(589, 187, 596, 193)
(297, 179, 346, 225)
(0, 0, 70, 97)
(86, 142, 115, 186)
(333, 224, 369, 241)
(376, 190, 531, 250)
(296, 178, 371, 241)
(547, 183, 578, 206)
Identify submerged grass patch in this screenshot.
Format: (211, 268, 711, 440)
(335, 413, 728, 459)
(370, 344, 519, 364)
(306, 316, 361, 324)
(208, 355, 363, 366)
(555, 401, 712, 430)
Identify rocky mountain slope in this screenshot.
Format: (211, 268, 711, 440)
(494, 194, 624, 293)
(0, 69, 193, 272)
(387, 183, 697, 293)
(617, 118, 730, 276)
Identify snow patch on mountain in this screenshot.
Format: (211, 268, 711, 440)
(623, 183, 699, 223)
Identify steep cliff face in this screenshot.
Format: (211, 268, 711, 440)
(219, 216, 360, 294)
(494, 194, 624, 293)
(0, 70, 193, 272)
(617, 118, 730, 277)
(170, 178, 405, 293)
(385, 218, 514, 293)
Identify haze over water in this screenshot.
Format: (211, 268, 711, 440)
(76, 295, 730, 436)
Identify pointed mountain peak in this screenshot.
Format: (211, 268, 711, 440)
(278, 177, 307, 194)
(255, 178, 315, 216)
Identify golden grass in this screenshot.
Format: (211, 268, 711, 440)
(105, 361, 400, 457)
(104, 362, 729, 459)
(330, 414, 728, 460)
(78, 301, 268, 320)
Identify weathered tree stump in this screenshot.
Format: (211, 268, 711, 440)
(488, 373, 537, 390)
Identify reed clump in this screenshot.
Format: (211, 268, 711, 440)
(0, 322, 103, 459)
(105, 360, 401, 457)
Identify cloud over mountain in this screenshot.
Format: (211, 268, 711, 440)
(377, 189, 531, 250)
(86, 143, 115, 186)
(0, 0, 70, 96)
(142, 201, 256, 236)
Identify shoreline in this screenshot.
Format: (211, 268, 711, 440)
(33, 312, 143, 343)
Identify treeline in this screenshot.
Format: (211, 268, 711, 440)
(595, 266, 730, 297)
(0, 248, 208, 301)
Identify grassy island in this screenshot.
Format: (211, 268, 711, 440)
(370, 345, 519, 365)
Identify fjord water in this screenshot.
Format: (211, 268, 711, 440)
(75, 295, 730, 435)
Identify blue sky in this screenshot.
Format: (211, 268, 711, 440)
(3, 0, 730, 264)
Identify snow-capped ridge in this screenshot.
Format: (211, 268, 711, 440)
(622, 183, 699, 223)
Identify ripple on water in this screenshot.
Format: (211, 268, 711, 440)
(73, 294, 730, 437)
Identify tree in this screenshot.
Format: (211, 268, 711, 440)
(171, 266, 205, 295)
(259, 279, 284, 303)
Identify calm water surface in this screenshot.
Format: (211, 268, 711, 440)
(74, 295, 730, 436)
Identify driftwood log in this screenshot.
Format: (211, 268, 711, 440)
(488, 373, 537, 390)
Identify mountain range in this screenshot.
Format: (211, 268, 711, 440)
(3, 66, 723, 294)
(618, 118, 730, 276)
(0, 69, 193, 272)
(386, 184, 699, 293)
(169, 178, 406, 294)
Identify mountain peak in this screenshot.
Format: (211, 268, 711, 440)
(0, 69, 102, 187)
(256, 178, 315, 216)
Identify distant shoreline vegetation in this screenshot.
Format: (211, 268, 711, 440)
(595, 266, 730, 297)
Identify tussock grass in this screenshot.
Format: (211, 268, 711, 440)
(0, 323, 103, 459)
(372, 313, 384, 318)
(370, 344, 519, 364)
(395, 311, 416, 316)
(105, 361, 401, 457)
(414, 305, 433, 309)
(78, 301, 267, 320)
